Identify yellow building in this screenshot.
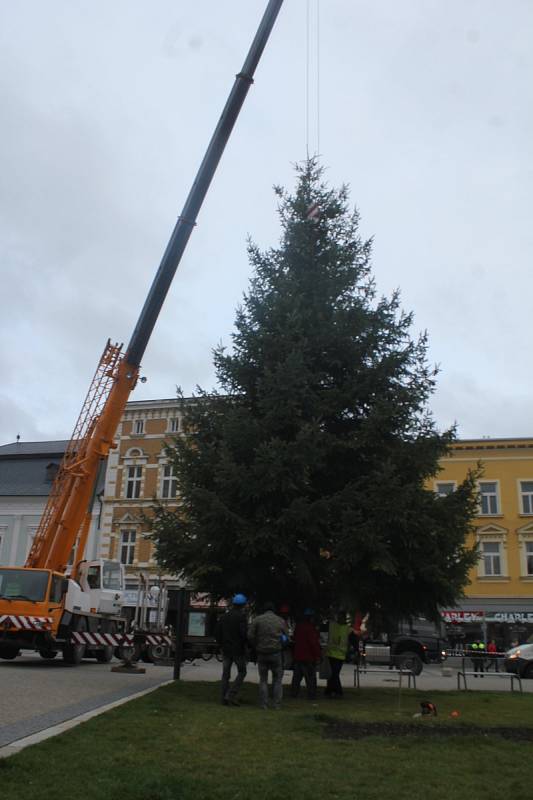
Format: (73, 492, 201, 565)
(99, 398, 186, 612)
(437, 438, 533, 649)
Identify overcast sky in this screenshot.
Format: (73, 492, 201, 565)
(1, 1, 531, 446)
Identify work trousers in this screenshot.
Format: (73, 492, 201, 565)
(325, 657, 344, 696)
(291, 660, 317, 699)
(471, 657, 485, 675)
(257, 652, 283, 709)
(221, 654, 247, 701)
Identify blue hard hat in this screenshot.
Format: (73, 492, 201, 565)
(232, 593, 247, 605)
(303, 608, 315, 616)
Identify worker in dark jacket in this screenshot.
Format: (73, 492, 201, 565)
(248, 601, 288, 709)
(216, 593, 248, 706)
(469, 641, 485, 677)
(290, 609, 321, 700)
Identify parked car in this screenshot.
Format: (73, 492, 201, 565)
(504, 643, 533, 679)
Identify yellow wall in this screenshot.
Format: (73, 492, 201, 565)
(436, 438, 533, 601)
(102, 403, 182, 581)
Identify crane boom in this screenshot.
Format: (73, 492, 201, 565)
(24, 0, 284, 575)
(127, 0, 284, 368)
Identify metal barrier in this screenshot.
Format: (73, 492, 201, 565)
(457, 669, 522, 693)
(354, 665, 417, 690)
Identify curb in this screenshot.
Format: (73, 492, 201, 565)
(0, 678, 175, 760)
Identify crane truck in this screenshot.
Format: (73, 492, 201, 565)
(0, 0, 284, 665)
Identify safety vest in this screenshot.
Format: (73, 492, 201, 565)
(325, 622, 349, 661)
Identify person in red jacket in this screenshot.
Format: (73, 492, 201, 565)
(487, 639, 499, 672)
(290, 608, 321, 700)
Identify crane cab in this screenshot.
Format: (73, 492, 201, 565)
(76, 559, 124, 616)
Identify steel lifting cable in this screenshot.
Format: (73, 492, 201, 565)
(305, 0, 321, 158)
(316, 0, 320, 156)
(306, 0, 310, 157)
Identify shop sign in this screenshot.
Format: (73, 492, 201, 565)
(441, 610, 484, 624)
(190, 593, 227, 609)
(485, 612, 533, 624)
(190, 593, 213, 609)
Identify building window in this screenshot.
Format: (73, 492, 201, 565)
(120, 530, 136, 565)
(25, 527, 39, 559)
(126, 466, 142, 499)
(436, 482, 455, 497)
(520, 481, 533, 515)
(479, 482, 499, 515)
(481, 541, 501, 576)
(168, 417, 180, 433)
(50, 575, 64, 603)
(45, 462, 59, 482)
(133, 420, 144, 435)
(67, 535, 81, 567)
(526, 542, 533, 576)
(161, 465, 178, 499)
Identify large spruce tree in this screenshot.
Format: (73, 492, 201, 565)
(151, 161, 478, 621)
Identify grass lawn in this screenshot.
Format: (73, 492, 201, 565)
(1, 681, 532, 800)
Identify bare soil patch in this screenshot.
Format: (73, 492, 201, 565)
(321, 717, 533, 743)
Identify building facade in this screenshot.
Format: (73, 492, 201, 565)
(98, 398, 186, 608)
(0, 440, 101, 567)
(437, 438, 533, 649)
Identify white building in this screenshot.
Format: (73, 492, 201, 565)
(0, 440, 102, 566)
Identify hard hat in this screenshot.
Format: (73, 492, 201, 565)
(232, 593, 247, 606)
(478, 642, 485, 649)
(303, 608, 315, 616)
(279, 604, 290, 614)
(471, 642, 478, 649)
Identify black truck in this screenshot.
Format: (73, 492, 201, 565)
(360, 617, 448, 675)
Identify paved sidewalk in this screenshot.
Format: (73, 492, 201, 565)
(0, 656, 173, 749)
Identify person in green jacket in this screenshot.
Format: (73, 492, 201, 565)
(324, 611, 350, 698)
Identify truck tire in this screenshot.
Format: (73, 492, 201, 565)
(63, 617, 87, 665)
(148, 643, 171, 663)
(0, 646, 19, 660)
(95, 645, 113, 663)
(95, 623, 115, 663)
(396, 651, 423, 675)
(116, 644, 139, 664)
(39, 649, 58, 660)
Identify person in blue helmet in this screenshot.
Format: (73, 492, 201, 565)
(216, 593, 248, 706)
